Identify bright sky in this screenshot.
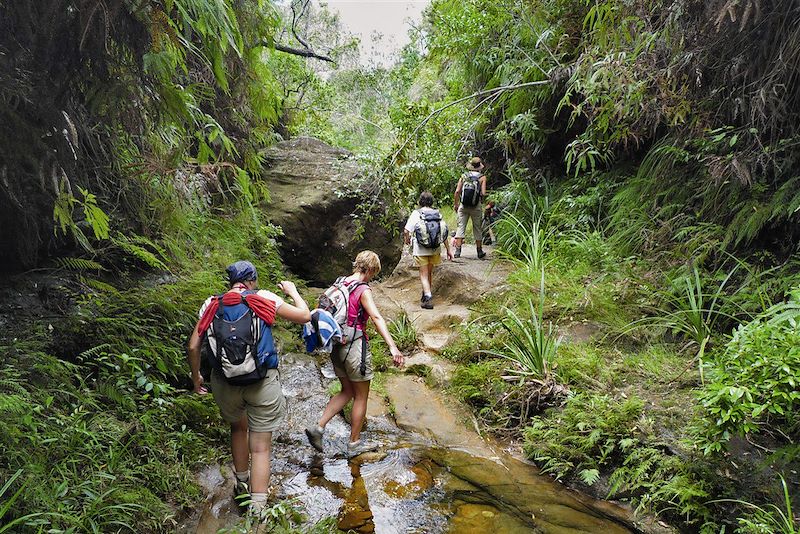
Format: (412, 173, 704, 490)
(320, 1, 429, 65)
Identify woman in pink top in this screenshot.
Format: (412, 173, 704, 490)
(305, 251, 404, 457)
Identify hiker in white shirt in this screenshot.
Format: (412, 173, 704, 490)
(403, 191, 454, 309)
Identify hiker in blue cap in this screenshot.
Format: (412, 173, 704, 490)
(226, 260, 258, 284)
(188, 260, 310, 518)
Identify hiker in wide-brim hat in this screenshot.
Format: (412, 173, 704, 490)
(453, 156, 488, 259)
(465, 156, 485, 171)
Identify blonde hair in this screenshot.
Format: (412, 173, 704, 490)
(353, 250, 381, 275)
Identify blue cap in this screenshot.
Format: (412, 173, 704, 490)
(226, 260, 257, 284)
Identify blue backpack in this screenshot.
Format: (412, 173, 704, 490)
(414, 208, 445, 248)
(203, 291, 278, 385)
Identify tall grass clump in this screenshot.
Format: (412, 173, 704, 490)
(388, 312, 418, 353)
(488, 269, 557, 379)
(710, 476, 798, 534)
(495, 211, 549, 275)
(623, 265, 743, 382)
(494, 179, 553, 275)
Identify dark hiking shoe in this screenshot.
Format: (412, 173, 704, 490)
(453, 246, 461, 258)
(305, 425, 324, 452)
(421, 294, 434, 309)
(477, 249, 487, 259)
(234, 479, 250, 509)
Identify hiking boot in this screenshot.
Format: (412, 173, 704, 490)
(305, 425, 324, 452)
(421, 294, 433, 310)
(246, 495, 269, 523)
(477, 249, 487, 259)
(233, 479, 250, 509)
(347, 440, 379, 459)
(453, 246, 461, 258)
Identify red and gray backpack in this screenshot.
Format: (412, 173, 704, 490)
(203, 291, 277, 385)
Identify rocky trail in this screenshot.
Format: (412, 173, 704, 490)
(179, 245, 667, 534)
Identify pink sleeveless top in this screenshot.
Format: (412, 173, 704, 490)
(346, 281, 370, 336)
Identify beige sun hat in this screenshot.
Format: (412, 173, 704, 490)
(466, 157, 485, 171)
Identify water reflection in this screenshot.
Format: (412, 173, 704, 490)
(280, 442, 634, 534)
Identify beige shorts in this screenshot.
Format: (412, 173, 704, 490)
(456, 205, 483, 242)
(414, 253, 441, 266)
(331, 337, 373, 382)
(210, 369, 287, 432)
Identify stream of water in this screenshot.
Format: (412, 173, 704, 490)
(180, 353, 638, 534)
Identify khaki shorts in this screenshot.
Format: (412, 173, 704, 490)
(414, 253, 441, 267)
(211, 369, 287, 432)
(331, 338, 373, 382)
(455, 205, 483, 242)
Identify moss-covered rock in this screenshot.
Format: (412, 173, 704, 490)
(261, 137, 401, 284)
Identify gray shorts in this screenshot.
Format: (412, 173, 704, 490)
(210, 369, 287, 432)
(331, 338, 373, 382)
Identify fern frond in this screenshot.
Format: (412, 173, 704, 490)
(95, 381, 131, 409)
(57, 257, 105, 271)
(78, 275, 119, 294)
(79, 344, 113, 360)
(0, 377, 28, 396)
(112, 233, 169, 271)
(579, 468, 600, 486)
(0, 393, 29, 415)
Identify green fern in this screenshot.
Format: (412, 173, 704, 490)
(79, 275, 119, 294)
(79, 344, 113, 360)
(57, 257, 105, 271)
(579, 468, 600, 486)
(112, 233, 169, 271)
(0, 375, 28, 396)
(96, 382, 131, 409)
(0, 394, 29, 415)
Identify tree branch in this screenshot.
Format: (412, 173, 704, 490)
(390, 80, 551, 166)
(290, 0, 313, 51)
(258, 0, 335, 63)
(258, 41, 335, 63)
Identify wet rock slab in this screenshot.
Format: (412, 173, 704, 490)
(181, 352, 645, 534)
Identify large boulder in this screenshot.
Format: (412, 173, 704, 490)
(261, 137, 401, 284)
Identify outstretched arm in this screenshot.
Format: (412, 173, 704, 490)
(274, 281, 311, 324)
(360, 289, 404, 367)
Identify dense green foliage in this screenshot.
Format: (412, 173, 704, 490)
(384, 0, 800, 257)
(4, 0, 800, 531)
(0, 0, 289, 268)
(0, 0, 325, 531)
(699, 296, 800, 454)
